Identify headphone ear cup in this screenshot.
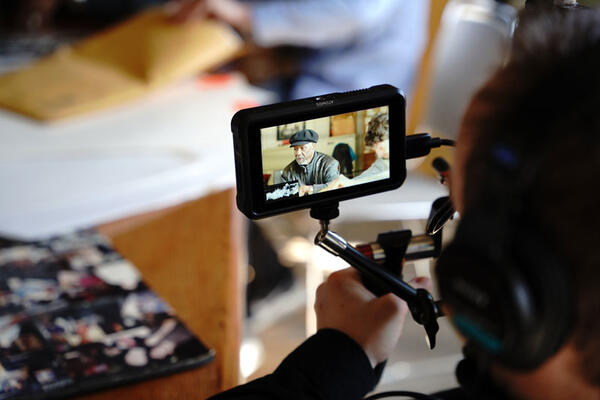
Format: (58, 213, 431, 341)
(508, 224, 573, 367)
(436, 214, 572, 370)
(436, 238, 533, 366)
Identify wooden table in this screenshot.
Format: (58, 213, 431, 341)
(77, 189, 244, 399)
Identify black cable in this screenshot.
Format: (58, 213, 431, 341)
(364, 390, 443, 400)
(439, 139, 456, 147)
(406, 134, 456, 159)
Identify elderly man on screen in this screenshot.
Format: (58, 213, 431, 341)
(281, 129, 340, 196)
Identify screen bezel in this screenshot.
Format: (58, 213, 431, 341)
(246, 94, 406, 218)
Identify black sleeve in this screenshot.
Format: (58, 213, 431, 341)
(209, 329, 384, 400)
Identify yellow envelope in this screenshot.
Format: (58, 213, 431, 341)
(0, 8, 242, 121)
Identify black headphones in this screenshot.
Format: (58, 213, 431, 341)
(434, 143, 573, 370)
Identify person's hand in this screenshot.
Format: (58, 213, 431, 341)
(166, 0, 252, 35)
(315, 268, 432, 368)
(324, 175, 353, 191)
(166, 0, 301, 85)
(320, 177, 341, 192)
(299, 185, 314, 196)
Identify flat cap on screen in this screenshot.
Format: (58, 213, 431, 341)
(289, 129, 319, 147)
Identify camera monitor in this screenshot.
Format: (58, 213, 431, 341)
(232, 85, 406, 219)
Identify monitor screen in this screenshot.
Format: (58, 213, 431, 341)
(260, 106, 390, 203)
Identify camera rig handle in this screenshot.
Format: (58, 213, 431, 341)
(314, 221, 444, 349)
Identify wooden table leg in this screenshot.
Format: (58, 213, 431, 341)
(85, 189, 244, 399)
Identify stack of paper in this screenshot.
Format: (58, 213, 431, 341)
(0, 9, 242, 121)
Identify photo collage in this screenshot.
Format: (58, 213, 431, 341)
(0, 231, 213, 399)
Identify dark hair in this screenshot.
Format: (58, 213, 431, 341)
(364, 113, 389, 146)
(459, 8, 600, 386)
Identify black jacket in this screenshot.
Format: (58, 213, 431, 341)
(208, 329, 504, 400)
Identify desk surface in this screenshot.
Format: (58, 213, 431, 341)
(87, 189, 243, 399)
(0, 75, 270, 240)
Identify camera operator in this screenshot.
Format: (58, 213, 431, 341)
(211, 7, 600, 400)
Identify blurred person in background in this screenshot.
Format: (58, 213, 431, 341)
(1, 0, 428, 101)
(169, 0, 430, 100)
